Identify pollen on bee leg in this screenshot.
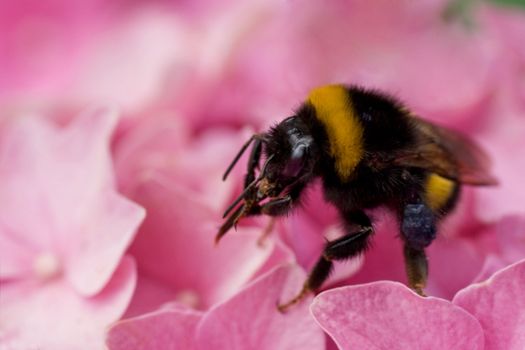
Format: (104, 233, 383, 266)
(33, 252, 62, 281)
(258, 178, 274, 198)
(175, 289, 200, 309)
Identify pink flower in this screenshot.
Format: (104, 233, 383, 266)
(454, 259, 525, 350)
(472, 215, 525, 282)
(106, 265, 325, 350)
(0, 0, 103, 101)
(183, 0, 499, 132)
(312, 258, 525, 350)
(114, 119, 288, 315)
(312, 282, 484, 349)
(0, 108, 145, 349)
(111, 2, 525, 347)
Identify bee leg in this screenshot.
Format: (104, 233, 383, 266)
(236, 136, 265, 221)
(217, 136, 265, 243)
(400, 202, 436, 296)
(403, 244, 428, 296)
(260, 195, 292, 216)
(254, 183, 307, 245)
(251, 195, 294, 246)
(258, 182, 307, 217)
(277, 211, 372, 312)
(215, 204, 246, 244)
(277, 256, 333, 313)
(244, 135, 263, 188)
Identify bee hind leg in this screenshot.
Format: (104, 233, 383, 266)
(403, 244, 428, 296)
(400, 202, 437, 296)
(277, 211, 373, 312)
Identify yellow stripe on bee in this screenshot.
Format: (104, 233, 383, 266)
(307, 85, 363, 181)
(425, 173, 456, 211)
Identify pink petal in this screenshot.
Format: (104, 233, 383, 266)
(277, 182, 363, 287)
(347, 214, 407, 286)
(109, 265, 325, 350)
(115, 123, 251, 213)
(473, 255, 509, 285)
(0, 255, 137, 350)
(0, 0, 101, 100)
(279, 210, 327, 268)
(278, 182, 339, 269)
(68, 10, 196, 113)
(114, 114, 189, 195)
(472, 215, 525, 282)
(0, 114, 65, 262)
(0, 108, 145, 295)
(492, 216, 525, 263)
(52, 108, 144, 296)
(195, 264, 325, 350)
(474, 95, 525, 222)
(477, 4, 525, 108)
(0, 224, 35, 279)
(127, 180, 272, 310)
(250, 237, 296, 281)
(106, 308, 203, 350)
(453, 259, 525, 350)
(66, 188, 145, 296)
(425, 237, 486, 299)
(116, 117, 274, 311)
(122, 273, 183, 318)
(0, 107, 116, 233)
(311, 282, 484, 350)
(192, 0, 497, 131)
(279, 214, 363, 288)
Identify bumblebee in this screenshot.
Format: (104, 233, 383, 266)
(217, 84, 496, 311)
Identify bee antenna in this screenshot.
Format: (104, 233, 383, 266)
(223, 134, 262, 181)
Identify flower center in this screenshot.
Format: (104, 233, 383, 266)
(175, 289, 200, 309)
(33, 252, 61, 281)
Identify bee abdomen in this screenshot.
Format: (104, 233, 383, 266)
(424, 173, 460, 214)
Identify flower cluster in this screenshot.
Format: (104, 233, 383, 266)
(1, 0, 525, 349)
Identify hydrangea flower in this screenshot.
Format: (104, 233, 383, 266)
(0, 108, 145, 349)
(106, 265, 325, 350)
(312, 258, 525, 350)
(113, 116, 290, 315)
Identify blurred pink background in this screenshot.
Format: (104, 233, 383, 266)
(1, 0, 525, 349)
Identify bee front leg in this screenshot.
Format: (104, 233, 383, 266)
(252, 181, 306, 217)
(244, 135, 263, 188)
(252, 182, 306, 246)
(247, 195, 293, 246)
(259, 195, 293, 216)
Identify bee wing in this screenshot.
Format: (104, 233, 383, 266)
(393, 118, 498, 186)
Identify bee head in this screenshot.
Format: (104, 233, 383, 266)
(260, 116, 316, 197)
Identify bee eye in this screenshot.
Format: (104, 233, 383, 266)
(283, 143, 307, 177)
